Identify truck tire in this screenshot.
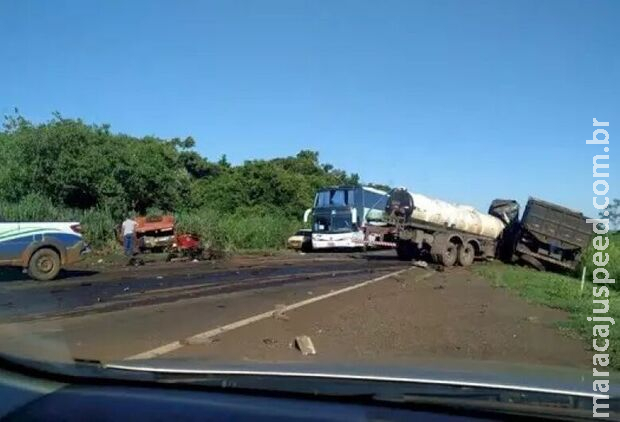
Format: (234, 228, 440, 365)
(457, 243, 475, 266)
(28, 248, 61, 281)
(436, 241, 458, 267)
(396, 240, 416, 261)
(520, 254, 545, 272)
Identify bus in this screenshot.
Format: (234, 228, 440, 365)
(303, 186, 389, 250)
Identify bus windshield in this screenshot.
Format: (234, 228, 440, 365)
(313, 214, 353, 233)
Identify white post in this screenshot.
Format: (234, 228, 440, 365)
(580, 266, 587, 294)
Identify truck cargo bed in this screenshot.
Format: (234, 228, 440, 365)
(516, 198, 591, 270)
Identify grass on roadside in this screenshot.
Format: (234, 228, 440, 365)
(475, 262, 620, 371)
(578, 232, 620, 291)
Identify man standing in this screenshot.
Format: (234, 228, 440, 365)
(121, 214, 138, 257)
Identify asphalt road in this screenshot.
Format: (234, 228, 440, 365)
(0, 251, 407, 322)
(0, 251, 592, 370)
(0, 251, 412, 362)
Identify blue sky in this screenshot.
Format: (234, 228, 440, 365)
(1, 0, 618, 214)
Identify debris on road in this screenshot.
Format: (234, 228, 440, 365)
(294, 335, 316, 356)
(273, 304, 290, 321)
(123, 287, 130, 292)
(156, 276, 163, 279)
(262, 338, 277, 345)
(412, 260, 428, 268)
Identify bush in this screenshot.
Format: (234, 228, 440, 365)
(80, 208, 119, 249)
(0, 193, 77, 222)
(578, 232, 620, 291)
(176, 207, 299, 252)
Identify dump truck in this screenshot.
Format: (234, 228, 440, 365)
(510, 198, 591, 271)
(386, 188, 518, 266)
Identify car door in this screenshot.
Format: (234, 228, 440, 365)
(0, 221, 23, 264)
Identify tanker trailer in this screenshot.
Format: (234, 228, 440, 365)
(386, 188, 513, 266)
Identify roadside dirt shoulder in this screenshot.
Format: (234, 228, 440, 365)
(169, 266, 590, 368)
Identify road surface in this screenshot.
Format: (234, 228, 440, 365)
(0, 251, 591, 369)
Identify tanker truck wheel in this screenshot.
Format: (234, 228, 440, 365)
(457, 243, 475, 267)
(436, 241, 458, 267)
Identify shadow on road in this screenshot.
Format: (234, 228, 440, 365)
(0, 268, 99, 283)
(362, 254, 401, 261)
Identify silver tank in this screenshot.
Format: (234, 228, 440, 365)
(386, 188, 506, 239)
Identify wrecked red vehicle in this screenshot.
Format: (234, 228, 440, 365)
(134, 215, 176, 252)
(116, 215, 204, 258)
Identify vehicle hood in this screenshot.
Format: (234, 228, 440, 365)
(106, 357, 620, 398)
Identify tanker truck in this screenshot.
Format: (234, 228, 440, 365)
(385, 188, 519, 266)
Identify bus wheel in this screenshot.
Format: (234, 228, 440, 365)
(28, 248, 61, 281)
(457, 243, 475, 266)
(437, 241, 458, 267)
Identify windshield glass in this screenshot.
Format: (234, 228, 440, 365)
(0, 0, 617, 416)
(313, 214, 353, 233)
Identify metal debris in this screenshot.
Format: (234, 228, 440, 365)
(412, 260, 428, 268)
(294, 335, 316, 356)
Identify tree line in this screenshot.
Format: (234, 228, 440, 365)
(0, 113, 365, 249)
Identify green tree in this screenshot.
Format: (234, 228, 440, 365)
(600, 198, 620, 230)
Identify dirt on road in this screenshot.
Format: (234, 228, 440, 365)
(169, 266, 590, 368)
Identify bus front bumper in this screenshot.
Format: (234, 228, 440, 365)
(312, 235, 363, 249)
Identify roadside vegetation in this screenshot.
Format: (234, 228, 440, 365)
(579, 231, 620, 291)
(476, 232, 620, 370)
(0, 113, 362, 252)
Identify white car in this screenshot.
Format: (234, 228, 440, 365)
(0, 221, 89, 280)
(287, 229, 312, 252)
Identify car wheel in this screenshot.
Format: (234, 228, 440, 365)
(28, 248, 61, 281)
